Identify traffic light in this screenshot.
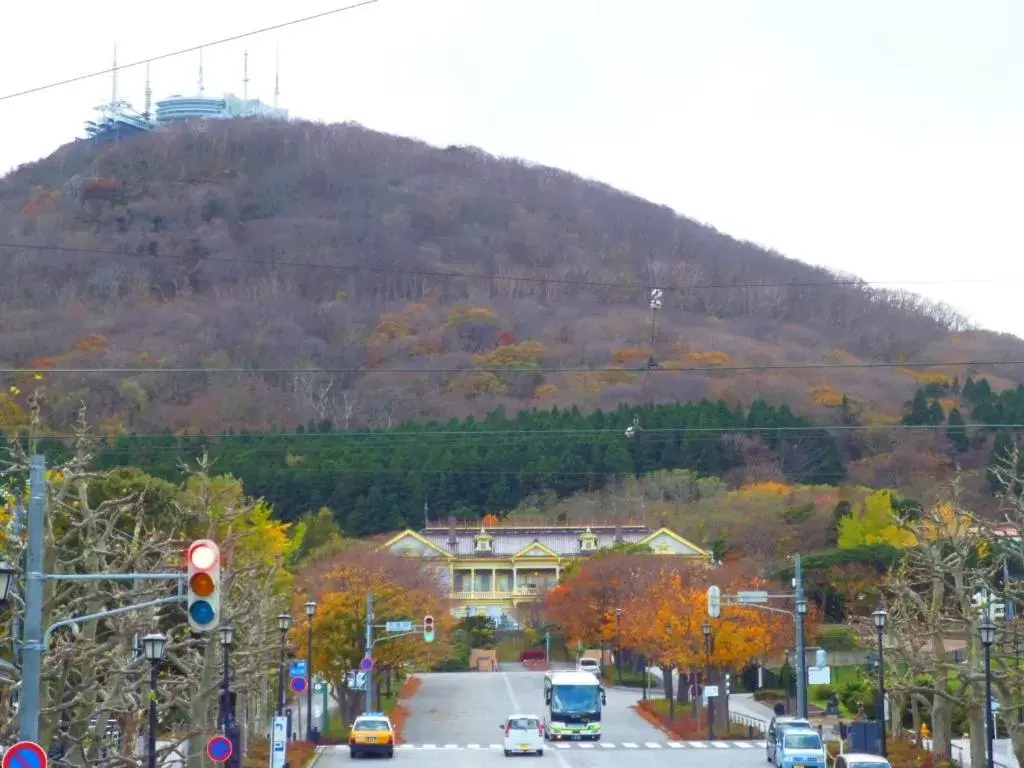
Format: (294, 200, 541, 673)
(423, 615, 435, 643)
(187, 539, 221, 632)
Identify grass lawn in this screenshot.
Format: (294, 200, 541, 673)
(605, 669, 647, 688)
(808, 666, 861, 715)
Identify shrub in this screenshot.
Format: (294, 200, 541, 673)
(753, 688, 787, 702)
(885, 739, 957, 768)
(520, 649, 546, 662)
(810, 684, 835, 700)
(244, 739, 316, 768)
(816, 625, 859, 651)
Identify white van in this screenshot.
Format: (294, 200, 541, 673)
(576, 658, 600, 675)
(500, 714, 544, 756)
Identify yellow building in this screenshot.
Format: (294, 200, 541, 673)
(380, 523, 710, 628)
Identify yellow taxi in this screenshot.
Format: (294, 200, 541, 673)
(348, 712, 396, 759)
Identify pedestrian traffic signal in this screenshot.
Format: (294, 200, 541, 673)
(423, 615, 434, 643)
(187, 539, 221, 632)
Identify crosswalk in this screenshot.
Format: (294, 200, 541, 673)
(326, 740, 766, 751)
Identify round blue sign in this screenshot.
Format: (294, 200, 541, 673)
(359, 656, 374, 671)
(290, 676, 307, 693)
(207, 736, 232, 763)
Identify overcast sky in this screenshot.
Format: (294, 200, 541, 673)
(3, 1, 1022, 337)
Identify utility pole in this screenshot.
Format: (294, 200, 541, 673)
(794, 553, 807, 720)
(364, 593, 375, 712)
(20, 454, 46, 743)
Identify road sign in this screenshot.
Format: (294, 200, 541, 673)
(3, 741, 48, 768)
(289, 660, 308, 678)
(345, 670, 368, 691)
(736, 590, 769, 605)
(206, 735, 233, 763)
(808, 666, 832, 685)
(359, 655, 375, 672)
(707, 585, 721, 618)
(386, 620, 413, 633)
(290, 676, 308, 693)
(703, 684, 720, 702)
(271, 716, 287, 768)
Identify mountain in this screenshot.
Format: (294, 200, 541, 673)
(1, 118, 1022, 462)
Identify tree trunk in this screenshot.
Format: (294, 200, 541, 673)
(661, 665, 675, 720)
(968, 705, 986, 768)
(930, 695, 954, 759)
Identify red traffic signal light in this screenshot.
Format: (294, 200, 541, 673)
(189, 541, 219, 570)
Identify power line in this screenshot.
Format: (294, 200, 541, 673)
(2, 360, 1019, 375)
(0, 241, 1012, 292)
(0, 0, 380, 103)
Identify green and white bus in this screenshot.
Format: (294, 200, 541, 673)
(542, 671, 607, 741)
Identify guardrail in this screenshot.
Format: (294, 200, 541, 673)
(729, 711, 767, 738)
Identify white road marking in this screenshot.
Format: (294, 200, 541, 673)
(489, 744, 502, 749)
(623, 742, 639, 748)
(578, 743, 594, 749)
(688, 741, 709, 748)
(421, 744, 436, 749)
(666, 741, 685, 748)
(443, 744, 458, 749)
(712, 741, 731, 748)
(466, 744, 481, 749)
(645, 742, 662, 748)
(600, 742, 616, 748)
(555, 743, 571, 749)
(733, 741, 755, 748)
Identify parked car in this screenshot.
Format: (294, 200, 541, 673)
(835, 754, 893, 768)
(501, 714, 545, 756)
(765, 716, 811, 763)
(774, 727, 827, 768)
(576, 658, 601, 675)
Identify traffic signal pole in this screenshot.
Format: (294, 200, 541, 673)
(18, 454, 188, 742)
(362, 593, 436, 714)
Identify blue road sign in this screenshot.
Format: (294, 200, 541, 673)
(3, 741, 48, 768)
(290, 676, 308, 693)
(288, 660, 308, 678)
(359, 655, 375, 672)
(206, 735, 233, 763)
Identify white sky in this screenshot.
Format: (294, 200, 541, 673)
(2, 0, 1022, 337)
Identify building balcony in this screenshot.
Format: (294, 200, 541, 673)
(451, 586, 542, 601)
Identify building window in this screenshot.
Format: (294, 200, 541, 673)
(473, 528, 493, 553)
(578, 527, 598, 552)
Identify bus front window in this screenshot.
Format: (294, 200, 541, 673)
(551, 685, 601, 714)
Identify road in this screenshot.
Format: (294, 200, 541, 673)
(314, 668, 767, 767)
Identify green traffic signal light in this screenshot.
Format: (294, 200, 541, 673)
(423, 615, 435, 643)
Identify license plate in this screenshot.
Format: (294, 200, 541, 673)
(518, 744, 530, 750)
(365, 737, 376, 743)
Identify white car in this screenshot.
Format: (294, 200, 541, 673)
(576, 658, 601, 675)
(500, 714, 545, 756)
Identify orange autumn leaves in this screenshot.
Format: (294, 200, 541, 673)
(544, 556, 796, 671)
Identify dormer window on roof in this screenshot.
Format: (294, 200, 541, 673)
(578, 527, 599, 552)
(473, 528, 494, 553)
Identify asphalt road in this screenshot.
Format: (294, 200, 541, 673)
(313, 669, 768, 768)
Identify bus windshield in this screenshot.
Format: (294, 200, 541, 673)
(551, 684, 601, 714)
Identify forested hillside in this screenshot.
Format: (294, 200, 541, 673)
(18, 399, 843, 535)
(1, 118, 1021, 441)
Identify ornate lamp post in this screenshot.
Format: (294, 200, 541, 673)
(142, 632, 167, 768)
(981, 619, 996, 768)
(872, 608, 888, 757)
(304, 601, 317, 740)
(276, 613, 292, 716)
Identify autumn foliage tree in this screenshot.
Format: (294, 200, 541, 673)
(291, 547, 452, 722)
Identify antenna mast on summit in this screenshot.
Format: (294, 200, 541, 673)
(111, 44, 118, 107)
(198, 48, 205, 96)
(143, 61, 152, 119)
(243, 50, 250, 102)
(274, 43, 280, 108)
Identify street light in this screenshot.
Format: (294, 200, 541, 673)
(981, 619, 996, 768)
(796, 599, 808, 719)
(142, 632, 167, 768)
(219, 626, 234, 730)
(304, 601, 317, 741)
(276, 613, 291, 716)
(702, 621, 713, 741)
(0, 561, 15, 603)
(873, 608, 888, 757)
(614, 608, 622, 686)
